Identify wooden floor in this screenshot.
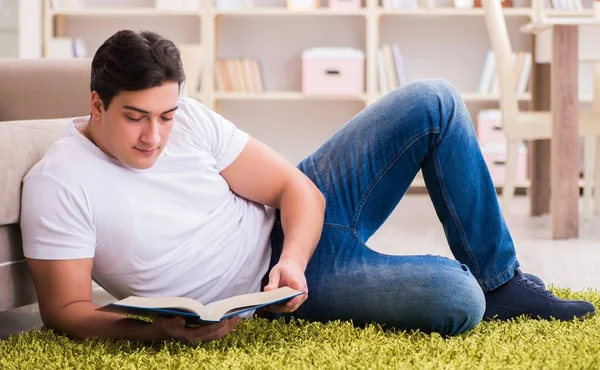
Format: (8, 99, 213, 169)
(1, 194, 599, 339)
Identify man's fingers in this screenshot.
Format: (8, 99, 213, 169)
(155, 316, 186, 331)
(184, 317, 239, 343)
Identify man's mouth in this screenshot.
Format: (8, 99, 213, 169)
(135, 147, 158, 154)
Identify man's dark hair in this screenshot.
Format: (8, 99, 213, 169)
(91, 30, 186, 109)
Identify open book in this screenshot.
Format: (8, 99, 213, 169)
(98, 286, 304, 325)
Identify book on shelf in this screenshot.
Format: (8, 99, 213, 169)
(381, 0, 420, 10)
(547, 0, 584, 10)
(381, 0, 419, 9)
(377, 43, 408, 95)
(215, 58, 264, 93)
(45, 37, 87, 58)
(98, 286, 305, 326)
(478, 50, 531, 95)
(474, 0, 512, 7)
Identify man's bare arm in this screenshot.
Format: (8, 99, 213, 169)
(26, 258, 238, 342)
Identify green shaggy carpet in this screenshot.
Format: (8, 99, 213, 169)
(2, 287, 600, 369)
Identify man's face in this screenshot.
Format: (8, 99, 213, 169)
(90, 82, 180, 170)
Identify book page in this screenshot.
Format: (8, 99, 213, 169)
(111, 296, 208, 317)
(205, 287, 304, 320)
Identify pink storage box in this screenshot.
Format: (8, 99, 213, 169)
(477, 109, 506, 147)
(482, 145, 528, 185)
(302, 47, 365, 96)
(328, 0, 362, 9)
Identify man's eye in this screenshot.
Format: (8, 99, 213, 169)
(161, 116, 174, 122)
(126, 116, 143, 122)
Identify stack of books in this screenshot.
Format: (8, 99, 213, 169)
(214, 58, 264, 93)
(478, 50, 532, 95)
(381, 0, 419, 9)
(377, 43, 408, 95)
(547, 0, 585, 11)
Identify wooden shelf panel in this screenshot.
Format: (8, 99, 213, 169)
(49, 6, 595, 18)
(543, 9, 594, 17)
(461, 92, 532, 101)
(410, 178, 531, 189)
(212, 91, 369, 102)
(51, 8, 201, 17)
(378, 7, 532, 16)
(214, 8, 368, 17)
(210, 91, 535, 102)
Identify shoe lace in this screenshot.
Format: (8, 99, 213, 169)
(516, 276, 554, 297)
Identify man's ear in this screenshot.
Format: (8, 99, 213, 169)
(90, 91, 104, 120)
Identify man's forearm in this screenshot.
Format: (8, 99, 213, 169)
(278, 174, 325, 269)
(45, 302, 162, 341)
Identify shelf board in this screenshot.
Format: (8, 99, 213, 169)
(543, 9, 594, 17)
(461, 92, 532, 101)
(214, 8, 367, 17)
(213, 91, 369, 102)
(51, 7, 201, 17)
(378, 7, 532, 16)
(47, 6, 594, 18)
(211, 91, 534, 103)
(409, 178, 531, 189)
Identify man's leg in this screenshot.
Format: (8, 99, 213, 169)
(269, 223, 485, 336)
(299, 79, 516, 290)
(269, 78, 593, 325)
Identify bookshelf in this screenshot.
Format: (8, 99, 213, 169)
(42, 0, 597, 189)
(50, 8, 202, 16)
(0, 0, 42, 58)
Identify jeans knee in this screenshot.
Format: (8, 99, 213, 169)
(395, 78, 461, 108)
(388, 78, 466, 135)
(443, 269, 486, 336)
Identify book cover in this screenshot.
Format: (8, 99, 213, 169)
(98, 287, 305, 325)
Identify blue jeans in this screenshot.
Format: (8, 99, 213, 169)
(267, 79, 521, 337)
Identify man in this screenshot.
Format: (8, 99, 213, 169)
(21, 30, 595, 344)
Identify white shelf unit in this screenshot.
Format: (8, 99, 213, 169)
(50, 8, 202, 16)
(0, 0, 43, 58)
(42, 0, 596, 189)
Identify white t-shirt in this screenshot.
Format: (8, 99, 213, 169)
(20, 97, 276, 309)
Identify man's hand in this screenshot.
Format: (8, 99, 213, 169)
(263, 258, 308, 313)
(152, 316, 240, 344)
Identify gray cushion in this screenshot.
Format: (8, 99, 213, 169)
(0, 118, 71, 226)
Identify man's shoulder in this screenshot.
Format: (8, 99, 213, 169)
(175, 97, 212, 125)
(25, 133, 91, 188)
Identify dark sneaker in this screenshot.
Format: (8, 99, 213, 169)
(484, 269, 595, 321)
(523, 273, 545, 289)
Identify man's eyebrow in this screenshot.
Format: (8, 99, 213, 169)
(122, 105, 179, 114)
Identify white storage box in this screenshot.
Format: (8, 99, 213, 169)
(482, 145, 528, 185)
(302, 47, 365, 96)
(477, 109, 506, 148)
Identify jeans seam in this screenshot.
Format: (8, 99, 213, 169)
(432, 150, 482, 279)
(351, 127, 440, 233)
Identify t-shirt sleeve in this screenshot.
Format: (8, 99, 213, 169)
(20, 172, 96, 260)
(179, 97, 249, 171)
